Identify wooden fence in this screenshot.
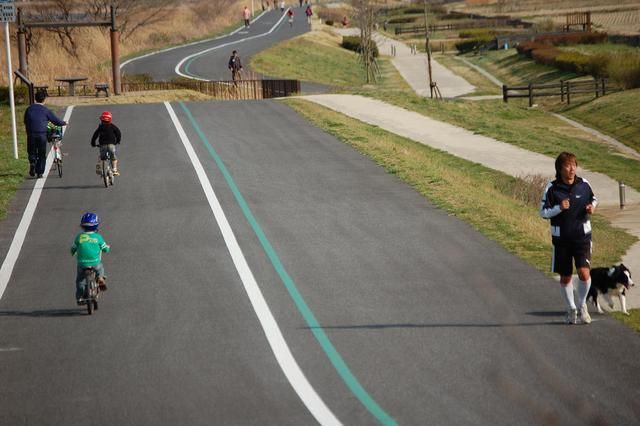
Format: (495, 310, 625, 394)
(394, 17, 532, 35)
(121, 79, 300, 100)
(502, 78, 618, 107)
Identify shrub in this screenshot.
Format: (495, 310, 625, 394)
(341, 36, 379, 57)
(535, 32, 608, 46)
(607, 53, 640, 89)
(459, 28, 493, 39)
(0, 85, 29, 104)
(403, 7, 423, 14)
(122, 73, 154, 84)
(455, 34, 494, 53)
(388, 16, 418, 24)
(325, 20, 334, 26)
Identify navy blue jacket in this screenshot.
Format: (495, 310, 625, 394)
(539, 176, 597, 243)
(24, 103, 65, 134)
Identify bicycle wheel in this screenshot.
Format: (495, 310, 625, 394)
(102, 160, 109, 188)
(56, 158, 63, 178)
(86, 279, 94, 315)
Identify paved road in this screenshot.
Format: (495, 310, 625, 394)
(122, 9, 312, 83)
(1, 101, 639, 424)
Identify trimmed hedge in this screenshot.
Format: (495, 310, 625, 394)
(341, 36, 379, 57)
(455, 34, 494, 53)
(516, 32, 640, 88)
(387, 16, 418, 24)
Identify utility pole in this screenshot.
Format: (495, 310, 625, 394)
(423, 0, 433, 98)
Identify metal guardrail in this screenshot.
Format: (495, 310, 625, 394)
(502, 78, 619, 107)
(121, 79, 300, 100)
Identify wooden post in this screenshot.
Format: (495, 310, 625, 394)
(110, 7, 121, 95)
(528, 82, 533, 107)
(502, 84, 508, 102)
(602, 78, 606, 96)
(566, 81, 571, 104)
(560, 80, 564, 102)
(594, 77, 599, 98)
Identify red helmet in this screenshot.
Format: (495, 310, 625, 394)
(100, 111, 112, 123)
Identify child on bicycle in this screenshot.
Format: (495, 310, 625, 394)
(71, 212, 110, 305)
(91, 111, 121, 176)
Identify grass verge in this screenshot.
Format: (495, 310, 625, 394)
(434, 53, 501, 96)
(284, 98, 636, 274)
(610, 310, 640, 333)
(0, 105, 28, 220)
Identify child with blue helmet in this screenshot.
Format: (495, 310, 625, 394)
(71, 212, 110, 304)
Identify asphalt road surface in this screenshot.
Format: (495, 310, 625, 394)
(1, 100, 639, 425)
(122, 9, 312, 83)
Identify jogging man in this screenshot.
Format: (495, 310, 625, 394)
(540, 152, 597, 325)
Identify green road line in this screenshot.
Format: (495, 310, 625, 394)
(179, 102, 396, 426)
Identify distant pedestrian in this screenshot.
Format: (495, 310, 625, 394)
(305, 5, 313, 24)
(287, 8, 294, 26)
(299, 0, 303, 7)
(342, 16, 349, 27)
(540, 152, 597, 325)
(228, 50, 243, 84)
(243, 5, 251, 27)
(23, 90, 67, 178)
(279, 0, 285, 12)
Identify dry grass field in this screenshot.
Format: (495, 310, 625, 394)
(449, 0, 640, 34)
(0, 0, 246, 87)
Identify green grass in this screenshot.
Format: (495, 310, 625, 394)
(552, 89, 640, 154)
(284, 98, 636, 273)
(253, 30, 640, 191)
(355, 91, 640, 192)
(610, 309, 640, 333)
(464, 48, 578, 85)
(0, 104, 28, 220)
(560, 43, 640, 56)
(434, 53, 501, 96)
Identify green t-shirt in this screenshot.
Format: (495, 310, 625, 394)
(71, 231, 110, 267)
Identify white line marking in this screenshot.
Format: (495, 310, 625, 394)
(120, 11, 268, 71)
(0, 106, 74, 300)
(175, 10, 289, 80)
(164, 102, 340, 426)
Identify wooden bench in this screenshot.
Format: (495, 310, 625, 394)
(34, 85, 49, 97)
(95, 83, 110, 97)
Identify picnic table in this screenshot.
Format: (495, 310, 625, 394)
(54, 76, 88, 96)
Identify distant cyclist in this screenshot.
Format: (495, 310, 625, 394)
(91, 111, 121, 176)
(287, 8, 294, 26)
(228, 50, 243, 83)
(71, 212, 110, 305)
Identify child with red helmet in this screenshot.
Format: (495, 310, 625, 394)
(91, 111, 122, 176)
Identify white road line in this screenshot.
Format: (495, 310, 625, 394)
(120, 11, 269, 71)
(0, 106, 74, 300)
(164, 102, 341, 426)
(175, 10, 289, 80)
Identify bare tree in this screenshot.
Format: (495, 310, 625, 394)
(351, 0, 380, 84)
(28, 0, 80, 57)
(86, 0, 174, 40)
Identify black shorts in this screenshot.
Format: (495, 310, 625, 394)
(551, 240, 592, 276)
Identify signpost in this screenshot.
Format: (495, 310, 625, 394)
(1, 0, 18, 159)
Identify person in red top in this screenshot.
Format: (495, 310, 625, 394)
(287, 8, 294, 27)
(305, 5, 313, 25)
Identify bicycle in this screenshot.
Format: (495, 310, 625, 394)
(80, 267, 100, 315)
(96, 146, 115, 188)
(48, 125, 64, 178)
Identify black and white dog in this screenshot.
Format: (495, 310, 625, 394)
(587, 264, 634, 315)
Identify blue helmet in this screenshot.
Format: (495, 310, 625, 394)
(80, 212, 100, 231)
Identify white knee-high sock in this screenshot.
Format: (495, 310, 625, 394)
(577, 278, 591, 307)
(561, 282, 576, 310)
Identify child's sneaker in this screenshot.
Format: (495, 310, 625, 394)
(97, 276, 108, 291)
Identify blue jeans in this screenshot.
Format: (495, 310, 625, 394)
(76, 263, 104, 299)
